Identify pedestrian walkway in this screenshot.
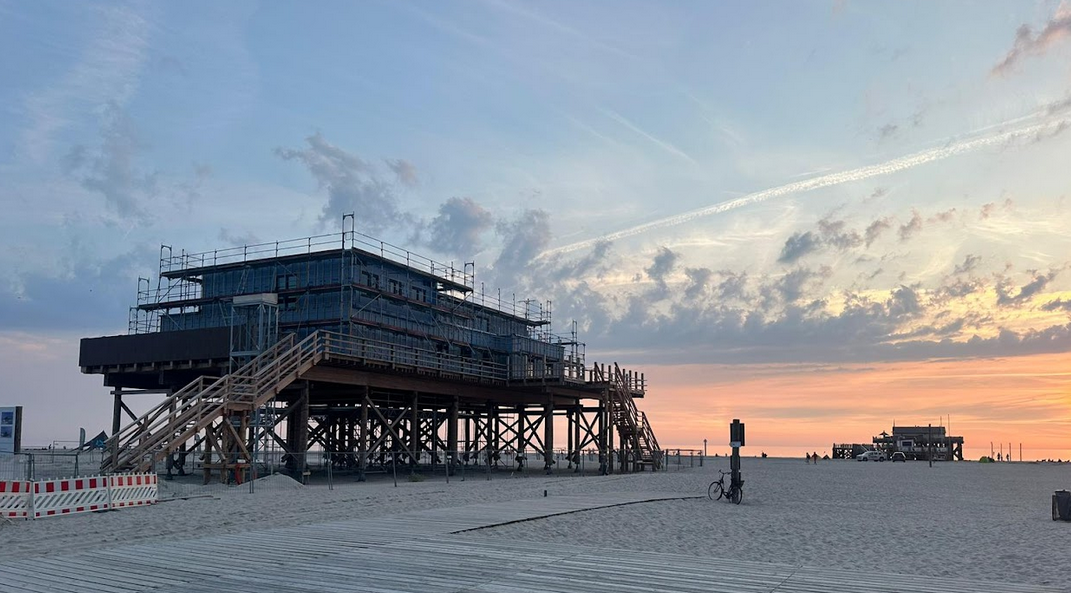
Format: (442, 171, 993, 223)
(0, 492, 1058, 593)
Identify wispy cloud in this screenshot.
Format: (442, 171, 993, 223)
(540, 111, 1071, 258)
(684, 90, 746, 148)
(19, 2, 153, 162)
(477, 0, 640, 62)
(65, 104, 157, 222)
(601, 108, 697, 165)
(275, 132, 418, 233)
(992, 2, 1071, 75)
(395, 2, 495, 51)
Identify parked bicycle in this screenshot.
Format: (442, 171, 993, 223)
(707, 470, 743, 504)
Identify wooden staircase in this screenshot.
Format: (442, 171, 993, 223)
(104, 331, 664, 477)
(103, 331, 323, 474)
(604, 363, 662, 471)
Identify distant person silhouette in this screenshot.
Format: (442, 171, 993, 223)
(806, 452, 811, 463)
(813, 452, 818, 464)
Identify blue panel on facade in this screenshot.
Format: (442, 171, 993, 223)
(132, 246, 575, 382)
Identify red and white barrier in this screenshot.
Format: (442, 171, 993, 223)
(108, 473, 158, 509)
(1, 473, 160, 520)
(0, 480, 31, 519)
(32, 476, 111, 518)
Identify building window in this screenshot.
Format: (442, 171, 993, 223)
(276, 274, 298, 291)
(388, 279, 404, 295)
(361, 271, 380, 290)
(411, 287, 427, 302)
(280, 295, 299, 311)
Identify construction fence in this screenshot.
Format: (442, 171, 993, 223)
(3, 447, 702, 503)
(0, 473, 158, 520)
(140, 446, 702, 500)
(0, 449, 108, 482)
(150, 447, 614, 497)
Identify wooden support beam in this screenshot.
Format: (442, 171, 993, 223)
(119, 399, 139, 422)
(293, 382, 310, 475)
(410, 392, 419, 472)
(490, 403, 500, 466)
(566, 406, 573, 468)
(447, 397, 458, 475)
(527, 411, 545, 453)
(222, 410, 253, 466)
(429, 409, 439, 467)
(110, 387, 123, 470)
(576, 407, 599, 454)
(598, 395, 608, 475)
(364, 398, 413, 462)
(463, 412, 472, 463)
(358, 387, 369, 481)
(202, 426, 218, 485)
(265, 429, 294, 457)
(543, 400, 554, 474)
(515, 405, 525, 470)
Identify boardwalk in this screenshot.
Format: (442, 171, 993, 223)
(0, 493, 1058, 593)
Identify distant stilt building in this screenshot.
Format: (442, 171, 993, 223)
(833, 425, 964, 461)
(79, 228, 661, 482)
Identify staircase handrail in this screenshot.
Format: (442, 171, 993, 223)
(610, 364, 641, 429)
(640, 411, 661, 452)
(106, 331, 661, 474)
(241, 332, 323, 407)
(105, 375, 213, 454)
(104, 333, 301, 471)
(104, 378, 231, 472)
(105, 374, 231, 461)
(602, 361, 661, 469)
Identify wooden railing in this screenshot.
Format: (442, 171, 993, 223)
(103, 329, 503, 473)
(104, 331, 663, 473)
(640, 411, 660, 455)
(103, 333, 311, 473)
(319, 331, 508, 383)
(587, 362, 645, 393)
(600, 362, 661, 470)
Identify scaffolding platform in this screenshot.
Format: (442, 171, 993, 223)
(80, 228, 662, 484)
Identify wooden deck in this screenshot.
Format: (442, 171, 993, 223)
(0, 493, 1059, 593)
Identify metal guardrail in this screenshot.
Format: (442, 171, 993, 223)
(142, 230, 567, 329)
(159, 232, 474, 289)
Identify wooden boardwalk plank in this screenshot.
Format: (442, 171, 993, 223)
(0, 492, 1060, 593)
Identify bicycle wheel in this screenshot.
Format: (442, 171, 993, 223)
(707, 481, 724, 500)
(730, 486, 742, 505)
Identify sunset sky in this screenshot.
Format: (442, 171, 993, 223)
(2, 1, 1071, 459)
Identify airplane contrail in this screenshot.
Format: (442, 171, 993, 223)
(539, 112, 1070, 259)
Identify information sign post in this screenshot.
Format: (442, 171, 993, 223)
(0, 406, 23, 454)
(729, 419, 745, 491)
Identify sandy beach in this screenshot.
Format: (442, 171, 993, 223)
(2, 457, 1068, 590)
